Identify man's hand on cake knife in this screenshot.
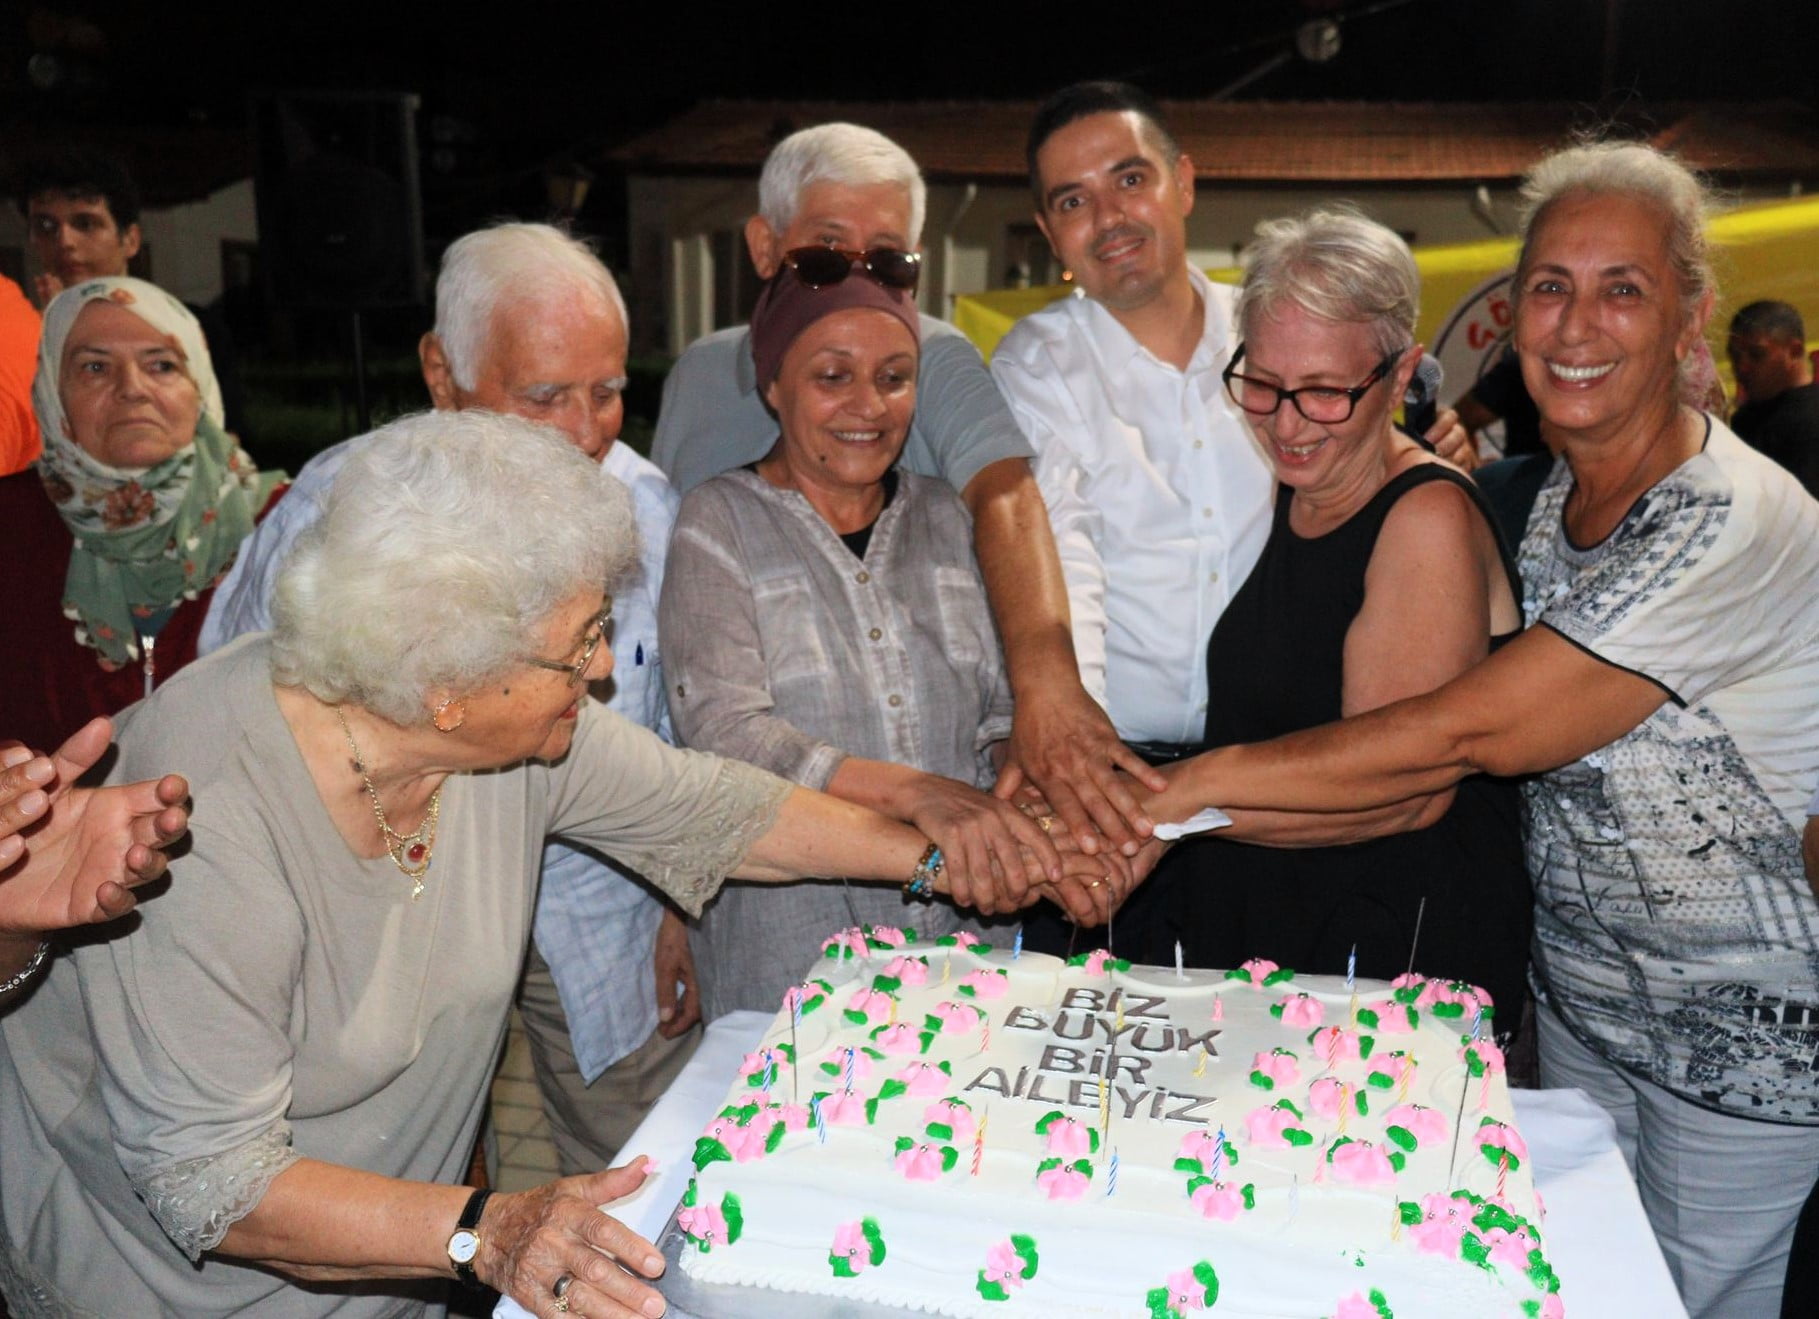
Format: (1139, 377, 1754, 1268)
(477, 1157, 666, 1318)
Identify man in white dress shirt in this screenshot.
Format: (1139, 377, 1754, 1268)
(201, 224, 699, 1176)
(993, 83, 1465, 957)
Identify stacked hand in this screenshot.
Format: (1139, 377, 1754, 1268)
(994, 683, 1164, 858)
(478, 1157, 667, 1318)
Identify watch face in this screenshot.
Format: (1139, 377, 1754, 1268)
(449, 1229, 480, 1264)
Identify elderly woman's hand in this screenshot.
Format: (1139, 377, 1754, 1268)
(477, 1156, 667, 1319)
(897, 773, 1062, 913)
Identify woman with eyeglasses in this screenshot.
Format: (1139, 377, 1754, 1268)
(659, 255, 1119, 1020)
(0, 410, 1109, 1319)
(1147, 206, 1530, 1016)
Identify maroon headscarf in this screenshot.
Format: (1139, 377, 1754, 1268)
(749, 266, 920, 392)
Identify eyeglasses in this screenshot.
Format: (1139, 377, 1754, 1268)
(1221, 345, 1406, 424)
(524, 600, 613, 687)
(780, 246, 922, 293)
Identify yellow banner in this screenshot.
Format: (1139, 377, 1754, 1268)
(953, 194, 1819, 375)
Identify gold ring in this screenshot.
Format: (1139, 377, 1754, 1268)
(1037, 815, 1057, 834)
(1087, 878, 1105, 890)
(553, 1273, 574, 1311)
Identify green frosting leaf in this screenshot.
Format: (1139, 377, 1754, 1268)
(1193, 1260, 1219, 1298)
(721, 1193, 743, 1246)
(1223, 968, 1252, 983)
(843, 1008, 870, 1025)
(1393, 980, 1424, 1004)
(1145, 1285, 1175, 1319)
(1269, 1002, 1285, 1020)
(1459, 1231, 1494, 1272)
(1173, 1156, 1204, 1174)
(691, 1137, 731, 1171)
(1370, 1288, 1393, 1319)
(1240, 1183, 1256, 1209)
(976, 1274, 1009, 1302)
(830, 1254, 858, 1278)
(681, 1178, 699, 1209)
(1087, 1127, 1101, 1154)
(764, 1121, 786, 1153)
(1399, 1200, 1423, 1226)
(956, 985, 978, 998)
(1433, 1001, 1465, 1019)
(918, 1031, 938, 1054)
(1386, 1125, 1418, 1152)
(878, 1079, 908, 1102)
(1368, 1072, 1395, 1089)
(1011, 1234, 1040, 1278)
(1481, 1143, 1521, 1171)
(1037, 1157, 1063, 1174)
(1249, 1070, 1275, 1090)
(1284, 1128, 1315, 1147)
(940, 1145, 959, 1173)
(1355, 1091, 1370, 1116)
(1357, 1008, 1380, 1028)
(1035, 1110, 1064, 1134)
(894, 1136, 915, 1155)
(927, 1122, 955, 1141)
(1263, 967, 1296, 986)
(871, 975, 901, 994)
(863, 1218, 886, 1265)
(1388, 1151, 1406, 1173)
(1358, 1035, 1376, 1060)
(1326, 1135, 1354, 1163)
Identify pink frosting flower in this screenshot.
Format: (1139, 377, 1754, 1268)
(1178, 1128, 1222, 1164)
(1045, 1116, 1093, 1159)
(1166, 1268, 1208, 1311)
(1275, 993, 1325, 1028)
(732, 1111, 778, 1161)
(960, 969, 1009, 999)
(739, 1049, 789, 1080)
(1539, 1294, 1565, 1319)
(947, 930, 983, 948)
(1237, 957, 1278, 986)
(830, 1220, 872, 1274)
(929, 1000, 978, 1033)
(1464, 1038, 1508, 1075)
(677, 1203, 728, 1246)
(701, 1115, 743, 1146)
(1483, 1224, 1538, 1271)
(846, 988, 894, 1026)
(869, 925, 908, 948)
(1364, 999, 1415, 1034)
(782, 981, 824, 1012)
(825, 1046, 875, 1083)
(1335, 1292, 1381, 1319)
(1191, 1181, 1245, 1220)
(1308, 1077, 1354, 1121)
(1390, 972, 1426, 993)
(1329, 1140, 1396, 1186)
(895, 1062, 950, 1096)
(1037, 1163, 1091, 1200)
(1082, 948, 1114, 977)
(773, 1103, 810, 1132)
(1311, 1026, 1364, 1067)
(1479, 1120, 1529, 1161)
(925, 1099, 975, 1141)
(823, 928, 867, 958)
(894, 1142, 947, 1181)
(1384, 1104, 1447, 1145)
(982, 1240, 1027, 1290)
(1369, 1052, 1417, 1089)
(882, 955, 929, 986)
(821, 1090, 870, 1126)
(872, 1023, 921, 1054)
(1250, 1048, 1300, 1088)
(1245, 1104, 1302, 1149)
(1408, 1192, 1471, 1256)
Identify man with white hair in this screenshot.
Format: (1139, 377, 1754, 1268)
(201, 223, 696, 1176)
(654, 122, 1164, 860)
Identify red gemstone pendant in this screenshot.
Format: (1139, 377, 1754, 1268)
(406, 843, 428, 864)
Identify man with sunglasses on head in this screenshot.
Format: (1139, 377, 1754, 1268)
(201, 223, 700, 1183)
(992, 83, 1471, 961)
(655, 121, 1166, 866)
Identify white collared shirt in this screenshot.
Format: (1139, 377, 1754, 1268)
(991, 265, 1274, 744)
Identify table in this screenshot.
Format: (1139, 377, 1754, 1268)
(498, 1011, 1685, 1319)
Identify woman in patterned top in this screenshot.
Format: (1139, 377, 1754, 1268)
(1137, 142, 1819, 1318)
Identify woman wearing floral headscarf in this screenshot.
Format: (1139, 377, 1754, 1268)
(0, 277, 285, 750)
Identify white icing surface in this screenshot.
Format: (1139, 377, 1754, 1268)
(678, 937, 1558, 1318)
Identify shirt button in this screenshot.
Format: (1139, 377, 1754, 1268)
(1209, 570, 1220, 584)
(1202, 507, 1212, 518)
(856, 570, 871, 584)
(1194, 439, 1204, 449)
(869, 627, 883, 641)
(888, 694, 903, 708)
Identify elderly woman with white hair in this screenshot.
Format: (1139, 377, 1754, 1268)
(1137, 145, 1819, 1316)
(1147, 207, 1529, 1014)
(0, 411, 1089, 1319)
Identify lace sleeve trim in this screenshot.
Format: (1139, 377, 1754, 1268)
(625, 758, 793, 918)
(133, 1122, 301, 1260)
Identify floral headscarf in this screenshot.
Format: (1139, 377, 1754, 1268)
(32, 277, 282, 669)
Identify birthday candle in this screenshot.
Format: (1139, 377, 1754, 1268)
(1212, 994, 1224, 1022)
(1496, 1149, 1509, 1202)
(1396, 1061, 1411, 1105)
(1107, 1148, 1120, 1197)
(1346, 945, 1356, 991)
(1193, 1045, 1209, 1078)
(942, 952, 951, 984)
(1337, 1084, 1350, 1135)
(1175, 941, 1185, 980)
(812, 1095, 827, 1144)
(1210, 1126, 1226, 1183)
(972, 1112, 987, 1176)
(888, 995, 898, 1028)
(762, 1050, 775, 1097)
(790, 999, 802, 1102)
(842, 1046, 855, 1094)
(1012, 928, 1024, 961)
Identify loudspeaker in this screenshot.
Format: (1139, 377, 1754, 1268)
(252, 91, 426, 309)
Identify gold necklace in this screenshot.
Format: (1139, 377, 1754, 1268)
(334, 706, 441, 898)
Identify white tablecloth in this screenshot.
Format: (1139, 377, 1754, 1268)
(498, 1011, 1685, 1319)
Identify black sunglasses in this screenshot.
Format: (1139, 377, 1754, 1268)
(780, 246, 922, 293)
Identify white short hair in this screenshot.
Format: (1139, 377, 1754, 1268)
(433, 222, 628, 390)
(1237, 207, 1420, 358)
(270, 410, 636, 725)
(757, 123, 926, 247)
(1515, 140, 1715, 325)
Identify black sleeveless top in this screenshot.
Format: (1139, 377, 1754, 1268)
(1163, 464, 1532, 1019)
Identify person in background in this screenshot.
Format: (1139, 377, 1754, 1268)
(992, 81, 1476, 961)
(1456, 341, 1544, 463)
(1133, 141, 1819, 1318)
(1728, 299, 1819, 497)
(204, 223, 698, 1180)
(0, 275, 39, 475)
(18, 148, 251, 442)
(652, 122, 1167, 865)
(0, 717, 189, 1005)
(0, 278, 284, 754)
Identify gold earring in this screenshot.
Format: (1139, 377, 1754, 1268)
(432, 699, 466, 733)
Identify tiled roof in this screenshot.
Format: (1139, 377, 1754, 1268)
(611, 99, 1819, 184)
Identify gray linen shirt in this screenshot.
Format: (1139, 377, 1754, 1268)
(0, 637, 790, 1318)
(659, 469, 1013, 1019)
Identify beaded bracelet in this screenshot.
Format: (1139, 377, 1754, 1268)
(904, 843, 944, 900)
(0, 940, 50, 999)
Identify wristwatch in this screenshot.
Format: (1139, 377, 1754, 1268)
(446, 1187, 493, 1286)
